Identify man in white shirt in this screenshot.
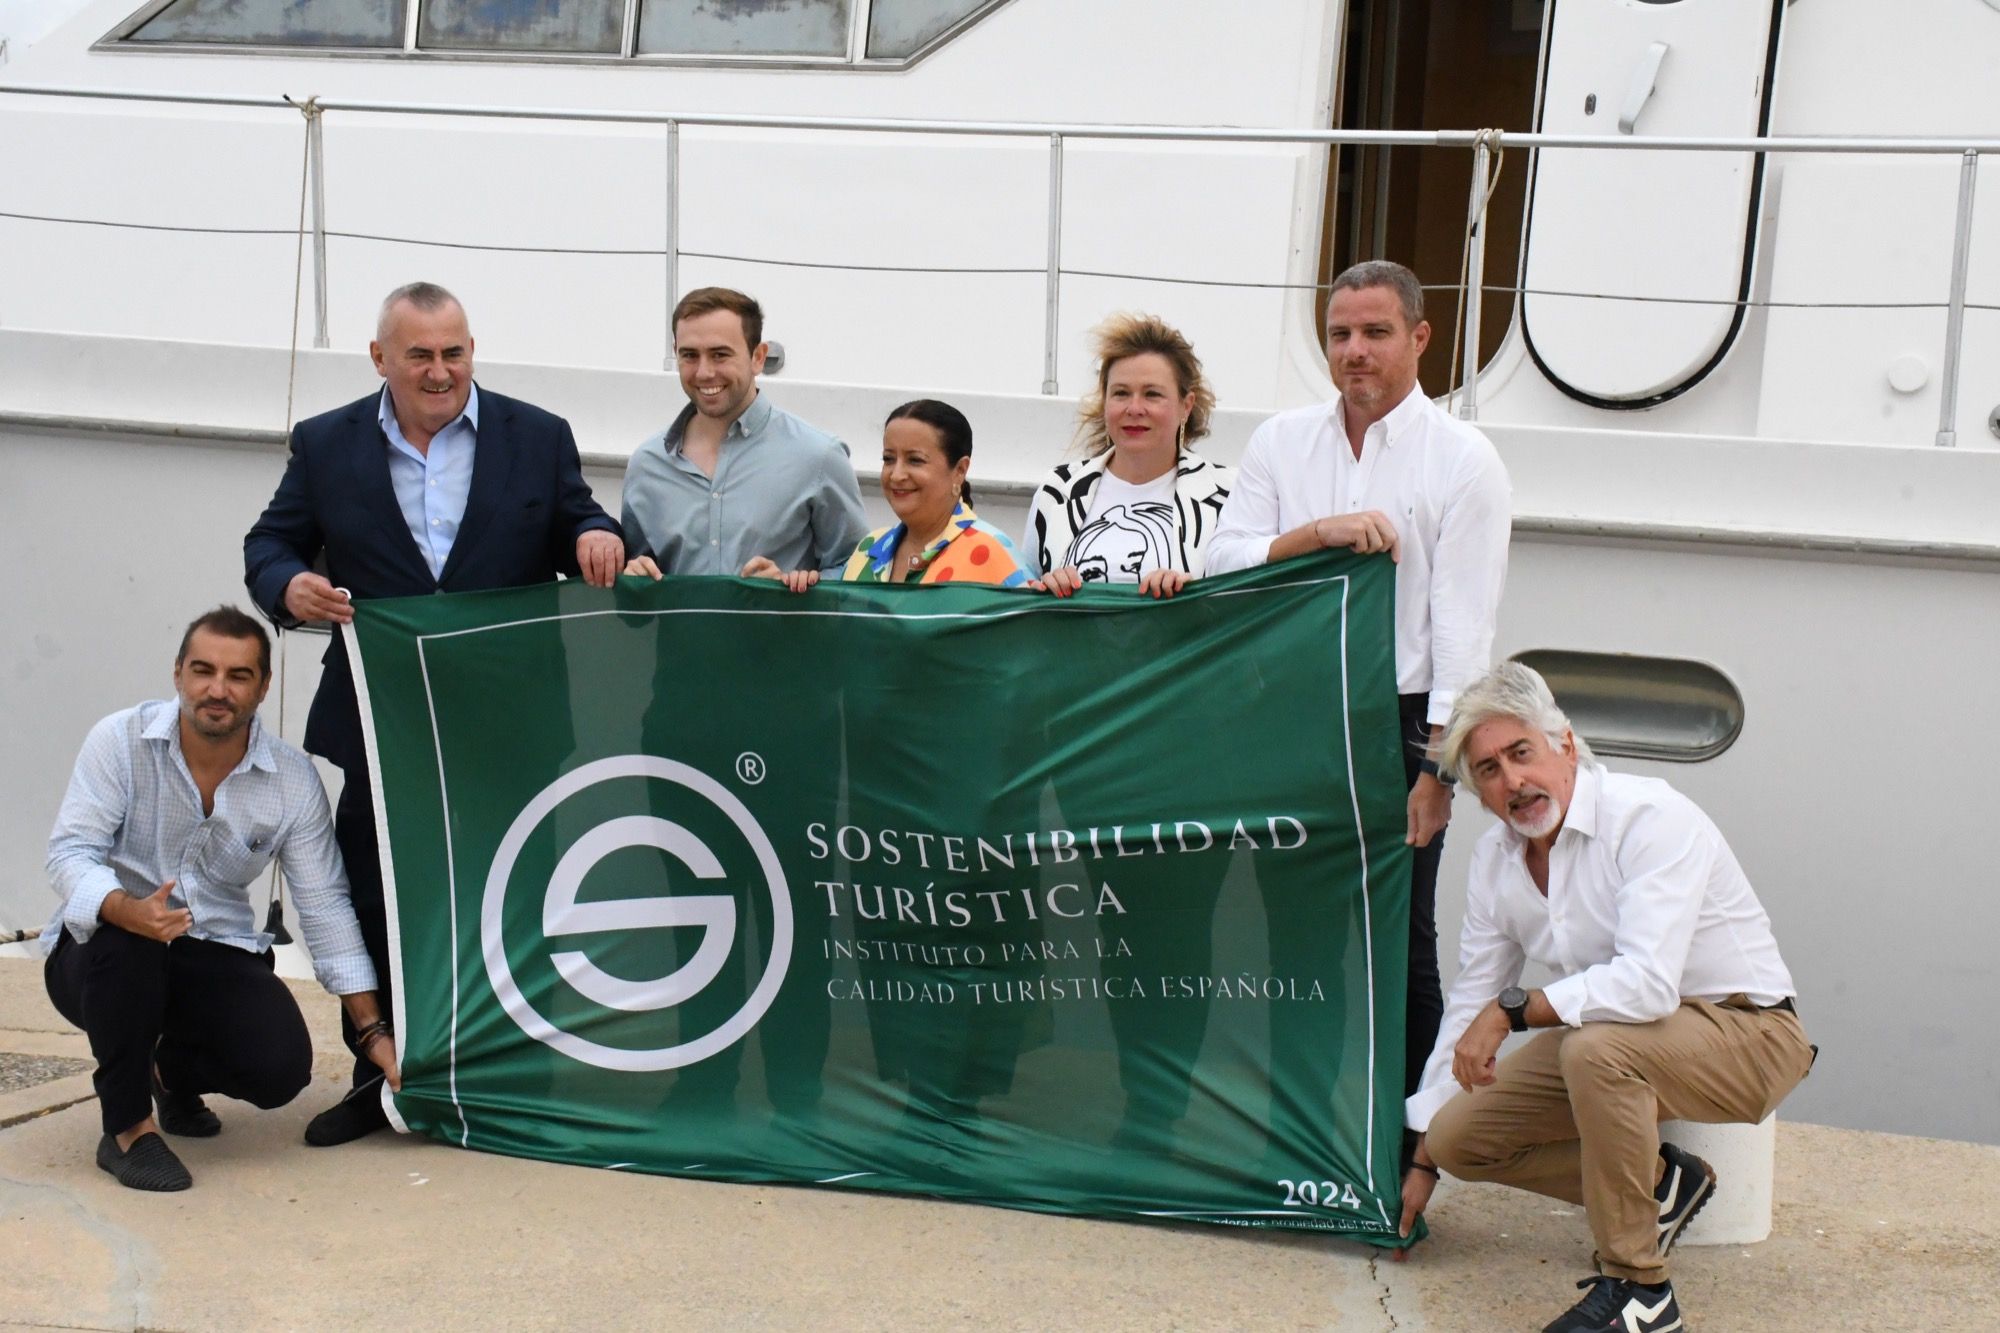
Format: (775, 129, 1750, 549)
(1397, 663, 1814, 1333)
(1208, 260, 1512, 1098)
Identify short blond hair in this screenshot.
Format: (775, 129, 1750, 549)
(1075, 313, 1215, 457)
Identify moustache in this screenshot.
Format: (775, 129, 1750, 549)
(1508, 786, 1550, 811)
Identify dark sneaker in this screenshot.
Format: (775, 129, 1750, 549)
(303, 1077, 389, 1147)
(96, 1132, 193, 1192)
(1655, 1140, 1716, 1256)
(1543, 1276, 1682, 1332)
(153, 1068, 221, 1138)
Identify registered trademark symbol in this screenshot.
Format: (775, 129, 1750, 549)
(735, 752, 766, 784)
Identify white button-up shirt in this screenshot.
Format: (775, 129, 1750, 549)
(43, 700, 376, 996)
(1206, 384, 1511, 726)
(1406, 763, 1797, 1130)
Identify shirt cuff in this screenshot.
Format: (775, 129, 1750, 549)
(1405, 1078, 1462, 1133)
(60, 875, 123, 944)
(315, 952, 380, 998)
(1541, 975, 1589, 1027)
(1425, 690, 1456, 729)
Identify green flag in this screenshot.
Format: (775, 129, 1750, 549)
(350, 549, 1415, 1242)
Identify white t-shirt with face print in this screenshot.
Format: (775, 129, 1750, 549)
(1062, 469, 1181, 584)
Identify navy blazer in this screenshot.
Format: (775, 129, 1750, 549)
(244, 385, 618, 774)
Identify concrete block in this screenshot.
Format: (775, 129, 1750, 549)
(1661, 1114, 1776, 1245)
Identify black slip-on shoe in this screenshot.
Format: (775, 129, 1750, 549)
(1655, 1140, 1716, 1257)
(153, 1068, 222, 1138)
(1543, 1276, 1683, 1333)
(303, 1078, 389, 1147)
(96, 1132, 193, 1192)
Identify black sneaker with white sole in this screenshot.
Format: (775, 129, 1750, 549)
(1655, 1140, 1716, 1257)
(1543, 1276, 1683, 1332)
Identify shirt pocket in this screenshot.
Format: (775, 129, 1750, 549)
(191, 821, 278, 889)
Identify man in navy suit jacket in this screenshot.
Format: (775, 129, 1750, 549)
(244, 281, 622, 1145)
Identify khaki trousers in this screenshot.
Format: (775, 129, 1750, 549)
(1425, 997, 1814, 1283)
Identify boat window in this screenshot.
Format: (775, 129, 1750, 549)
(1510, 650, 1744, 763)
(112, 0, 1007, 62)
(128, 0, 407, 47)
(637, 0, 850, 57)
(422, 0, 622, 53)
(866, 0, 989, 58)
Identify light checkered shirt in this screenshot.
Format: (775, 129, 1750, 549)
(43, 700, 376, 996)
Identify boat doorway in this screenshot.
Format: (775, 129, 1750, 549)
(1318, 0, 1546, 392)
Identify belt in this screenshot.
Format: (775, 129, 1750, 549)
(1761, 996, 1797, 1015)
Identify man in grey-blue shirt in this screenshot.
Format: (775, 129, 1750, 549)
(621, 287, 867, 579)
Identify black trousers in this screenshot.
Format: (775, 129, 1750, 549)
(1399, 693, 1446, 1101)
(335, 771, 392, 1090)
(44, 924, 314, 1136)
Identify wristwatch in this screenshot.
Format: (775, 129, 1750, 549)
(1416, 757, 1457, 787)
(1498, 986, 1530, 1032)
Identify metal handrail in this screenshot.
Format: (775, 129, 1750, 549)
(0, 83, 1984, 149)
(5, 83, 2000, 149)
(1, 82, 1990, 443)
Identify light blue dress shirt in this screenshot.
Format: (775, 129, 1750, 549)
(619, 392, 868, 576)
(379, 383, 480, 579)
(43, 701, 377, 996)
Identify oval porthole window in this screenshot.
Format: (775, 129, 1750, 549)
(1509, 650, 1743, 763)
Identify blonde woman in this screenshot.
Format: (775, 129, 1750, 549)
(1021, 314, 1232, 598)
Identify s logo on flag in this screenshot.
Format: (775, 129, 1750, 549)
(479, 755, 792, 1071)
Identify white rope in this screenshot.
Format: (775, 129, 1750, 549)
(263, 96, 321, 943)
(1444, 128, 1507, 416)
(280, 95, 318, 438)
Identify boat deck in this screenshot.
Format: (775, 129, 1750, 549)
(1, 958, 1990, 1331)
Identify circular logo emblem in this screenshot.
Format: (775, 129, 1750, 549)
(480, 755, 791, 1072)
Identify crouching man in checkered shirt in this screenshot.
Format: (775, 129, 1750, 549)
(1397, 663, 1814, 1333)
(40, 607, 398, 1191)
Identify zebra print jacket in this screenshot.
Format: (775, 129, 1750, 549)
(1021, 448, 1235, 578)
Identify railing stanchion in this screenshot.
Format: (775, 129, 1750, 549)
(1458, 132, 1493, 421)
(664, 119, 680, 371)
(306, 103, 328, 350)
(1042, 132, 1064, 396)
(1937, 148, 1979, 448)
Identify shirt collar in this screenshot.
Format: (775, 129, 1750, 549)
(730, 391, 773, 440)
(664, 390, 771, 455)
(141, 701, 178, 744)
(1499, 759, 1603, 857)
(377, 383, 480, 452)
(241, 713, 278, 773)
(1562, 761, 1604, 840)
(865, 501, 975, 575)
(1332, 379, 1428, 450)
(146, 703, 278, 774)
(1379, 380, 1428, 446)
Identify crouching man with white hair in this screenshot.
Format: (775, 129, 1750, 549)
(1396, 662, 1814, 1333)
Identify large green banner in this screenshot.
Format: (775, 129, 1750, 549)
(350, 550, 1414, 1242)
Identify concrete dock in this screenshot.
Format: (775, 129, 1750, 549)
(2, 957, 1992, 1331)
